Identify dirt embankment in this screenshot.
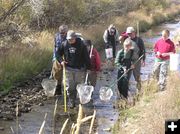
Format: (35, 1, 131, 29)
(0, 70, 50, 121)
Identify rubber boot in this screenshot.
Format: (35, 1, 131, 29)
(55, 84, 62, 95)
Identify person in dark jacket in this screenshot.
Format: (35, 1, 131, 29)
(103, 24, 119, 59)
(115, 38, 134, 99)
(56, 30, 91, 108)
(84, 40, 101, 87)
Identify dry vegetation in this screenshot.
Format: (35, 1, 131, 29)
(113, 72, 180, 134)
(0, 31, 54, 91)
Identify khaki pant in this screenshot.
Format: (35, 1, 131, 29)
(65, 68, 85, 102)
(152, 61, 169, 90)
(132, 60, 141, 90)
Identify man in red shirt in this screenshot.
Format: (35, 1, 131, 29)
(153, 29, 175, 91)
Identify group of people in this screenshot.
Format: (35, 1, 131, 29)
(106, 25, 146, 99)
(52, 25, 101, 108)
(50, 24, 175, 108)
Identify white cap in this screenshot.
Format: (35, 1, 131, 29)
(126, 27, 135, 34)
(66, 30, 76, 40)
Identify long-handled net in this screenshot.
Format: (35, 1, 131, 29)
(41, 71, 57, 97)
(99, 54, 144, 101)
(76, 45, 94, 104)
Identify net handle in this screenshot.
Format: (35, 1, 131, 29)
(63, 56, 67, 112)
(85, 45, 93, 84)
(109, 54, 144, 89)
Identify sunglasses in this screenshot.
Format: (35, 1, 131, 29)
(68, 38, 76, 42)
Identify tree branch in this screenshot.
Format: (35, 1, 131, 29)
(0, 0, 26, 22)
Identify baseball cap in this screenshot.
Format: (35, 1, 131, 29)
(66, 30, 76, 40)
(126, 27, 135, 34)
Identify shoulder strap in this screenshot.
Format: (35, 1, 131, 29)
(107, 29, 110, 36)
(79, 39, 84, 54)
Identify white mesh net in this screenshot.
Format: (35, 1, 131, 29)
(76, 84, 94, 104)
(99, 87, 113, 101)
(41, 78, 57, 97)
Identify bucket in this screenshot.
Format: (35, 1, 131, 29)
(170, 54, 180, 71)
(105, 48, 113, 59)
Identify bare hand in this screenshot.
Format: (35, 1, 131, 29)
(141, 61, 145, 67)
(161, 53, 169, 57)
(156, 51, 161, 56)
(131, 64, 135, 69)
(61, 61, 68, 66)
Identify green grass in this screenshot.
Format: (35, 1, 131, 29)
(0, 46, 52, 92)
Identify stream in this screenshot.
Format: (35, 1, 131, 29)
(0, 17, 180, 134)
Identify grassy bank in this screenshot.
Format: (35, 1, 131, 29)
(0, 31, 54, 92)
(112, 73, 180, 134)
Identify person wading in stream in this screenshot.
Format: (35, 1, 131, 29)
(84, 40, 101, 87)
(153, 29, 175, 91)
(103, 24, 119, 61)
(126, 26, 146, 93)
(115, 38, 134, 99)
(51, 25, 68, 95)
(56, 30, 91, 108)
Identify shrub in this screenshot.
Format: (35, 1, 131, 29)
(0, 46, 52, 91)
(139, 20, 151, 32)
(152, 13, 165, 26)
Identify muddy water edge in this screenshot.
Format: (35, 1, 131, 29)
(0, 17, 180, 134)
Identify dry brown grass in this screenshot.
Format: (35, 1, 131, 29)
(34, 30, 54, 50)
(75, 4, 180, 51)
(115, 73, 180, 134)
